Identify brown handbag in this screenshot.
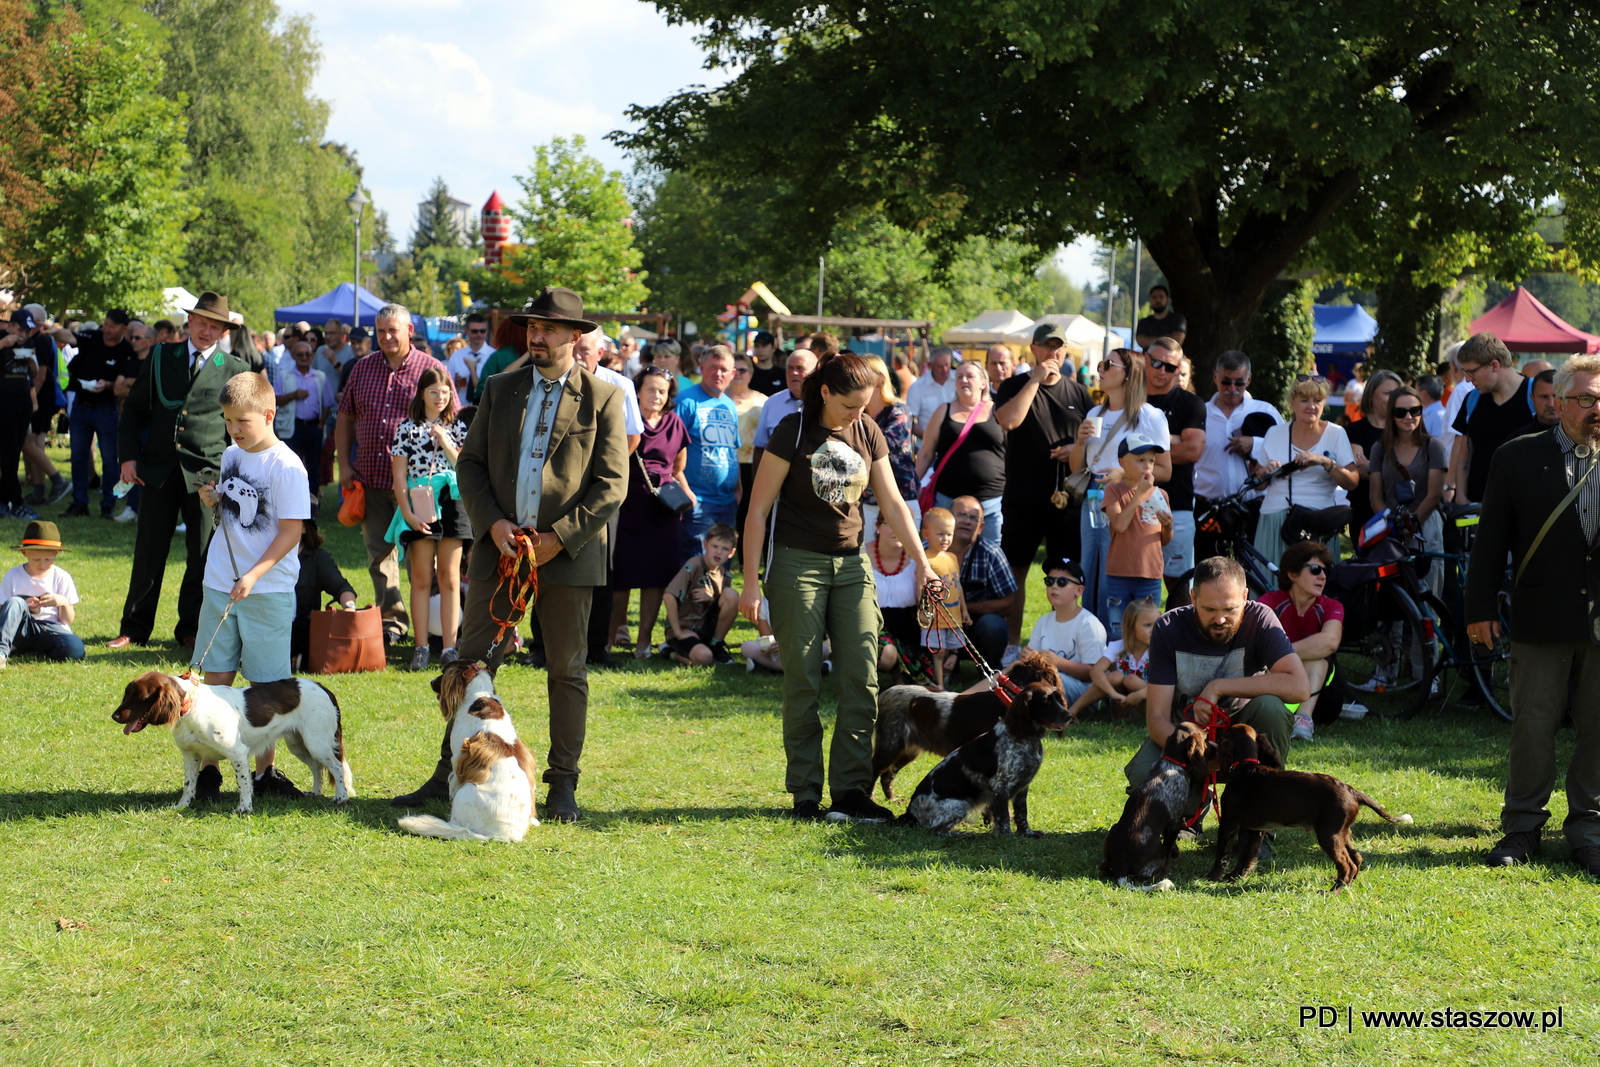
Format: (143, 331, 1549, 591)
(307, 605, 386, 673)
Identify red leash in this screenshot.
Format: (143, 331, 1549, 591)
(485, 527, 541, 661)
(918, 579, 1022, 706)
(1181, 695, 1233, 829)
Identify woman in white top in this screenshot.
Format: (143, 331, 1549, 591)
(1250, 375, 1358, 560)
(1069, 348, 1170, 623)
(869, 511, 927, 679)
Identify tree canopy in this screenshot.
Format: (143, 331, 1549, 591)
(623, 0, 1600, 378)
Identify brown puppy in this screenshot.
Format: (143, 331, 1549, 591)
(1100, 722, 1214, 889)
(1207, 724, 1413, 891)
(873, 650, 1063, 799)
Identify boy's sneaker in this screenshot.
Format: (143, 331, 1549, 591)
(710, 640, 735, 665)
(11, 504, 41, 520)
(0, 655, 7, 669)
(825, 790, 893, 823)
(1291, 713, 1315, 742)
(439, 647, 459, 666)
(1000, 644, 1021, 668)
(46, 475, 71, 505)
(193, 765, 224, 805)
(113, 506, 138, 523)
(409, 646, 431, 672)
(253, 766, 304, 798)
(790, 798, 824, 821)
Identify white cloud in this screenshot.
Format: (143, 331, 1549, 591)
(283, 0, 720, 238)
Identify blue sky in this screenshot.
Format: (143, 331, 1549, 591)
(282, 0, 1097, 285)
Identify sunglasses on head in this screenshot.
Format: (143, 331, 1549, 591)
(1295, 374, 1328, 384)
(1392, 404, 1424, 418)
(1146, 354, 1181, 372)
(1043, 575, 1081, 588)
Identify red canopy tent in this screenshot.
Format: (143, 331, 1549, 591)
(1469, 285, 1600, 354)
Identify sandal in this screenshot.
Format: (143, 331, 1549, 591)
(634, 642, 652, 660)
(613, 626, 632, 649)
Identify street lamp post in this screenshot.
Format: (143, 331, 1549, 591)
(346, 188, 368, 329)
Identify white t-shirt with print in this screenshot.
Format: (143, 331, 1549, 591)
(1251, 422, 1356, 514)
(1, 563, 78, 626)
(1081, 403, 1171, 482)
(204, 442, 311, 596)
(1028, 607, 1107, 668)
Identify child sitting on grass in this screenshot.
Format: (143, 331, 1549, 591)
(1100, 432, 1171, 638)
(194, 371, 309, 803)
(1027, 557, 1106, 707)
(917, 507, 968, 691)
(0, 520, 85, 666)
(664, 523, 741, 665)
(1070, 596, 1160, 722)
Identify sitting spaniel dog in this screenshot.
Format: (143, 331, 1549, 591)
(896, 679, 1072, 835)
(397, 660, 536, 842)
(1100, 722, 1215, 891)
(112, 671, 353, 815)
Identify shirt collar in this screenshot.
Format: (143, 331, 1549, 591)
(532, 366, 573, 394)
(1554, 424, 1595, 459)
(188, 340, 218, 362)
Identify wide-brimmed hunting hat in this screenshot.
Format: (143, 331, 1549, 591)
(186, 291, 235, 326)
(16, 520, 68, 552)
(506, 286, 599, 333)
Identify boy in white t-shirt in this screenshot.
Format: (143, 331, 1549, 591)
(193, 372, 311, 801)
(1027, 557, 1107, 704)
(0, 520, 85, 666)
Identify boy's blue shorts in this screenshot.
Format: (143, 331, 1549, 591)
(197, 586, 295, 681)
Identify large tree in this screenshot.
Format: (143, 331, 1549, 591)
(622, 0, 1600, 380)
(150, 0, 360, 323)
(0, 1, 188, 314)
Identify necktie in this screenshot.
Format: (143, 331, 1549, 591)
(531, 378, 558, 460)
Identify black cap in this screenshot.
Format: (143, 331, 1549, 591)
(1043, 557, 1085, 583)
(9, 308, 37, 330)
(348, 326, 369, 341)
(754, 330, 775, 345)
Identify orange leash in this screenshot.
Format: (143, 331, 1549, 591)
(1182, 696, 1233, 828)
(918, 579, 1022, 706)
(485, 527, 541, 661)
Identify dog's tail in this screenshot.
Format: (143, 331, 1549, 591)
(397, 814, 497, 841)
(1352, 791, 1414, 824)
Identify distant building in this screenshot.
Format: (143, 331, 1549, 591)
(417, 195, 473, 245)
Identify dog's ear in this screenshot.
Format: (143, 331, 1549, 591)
(430, 674, 443, 695)
(1256, 734, 1285, 769)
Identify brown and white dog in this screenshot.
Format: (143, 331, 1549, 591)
(873, 650, 1065, 800)
(397, 659, 537, 842)
(111, 671, 353, 815)
(1207, 723, 1413, 891)
(1100, 722, 1215, 891)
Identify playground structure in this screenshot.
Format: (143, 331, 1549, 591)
(766, 313, 935, 365)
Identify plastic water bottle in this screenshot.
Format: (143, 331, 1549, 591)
(112, 480, 135, 499)
(1087, 487, 1107, 529)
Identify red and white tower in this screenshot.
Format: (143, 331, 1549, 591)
(481, 190, 511, 266)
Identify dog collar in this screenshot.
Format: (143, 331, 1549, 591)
(1161, 754, 1189, 768)
(1229, 757, 1260, 772)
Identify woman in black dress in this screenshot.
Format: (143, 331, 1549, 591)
(611, 366, 693, 658)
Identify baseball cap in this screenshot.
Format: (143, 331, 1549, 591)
(1118, 432, 1167, 458)
(1043, 557, 1085, 583)
(9, 308, 37, 330)
(754, 330, 775, 345)
(1032, 323, 1069, 346)
(348, 326, 369, 341)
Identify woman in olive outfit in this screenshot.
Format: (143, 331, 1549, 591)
(741, 352, 934, 823)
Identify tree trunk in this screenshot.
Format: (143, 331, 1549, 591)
(1372, 259, 1443, 382)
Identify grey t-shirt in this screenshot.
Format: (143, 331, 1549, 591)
(1146, 601, 1294, 714)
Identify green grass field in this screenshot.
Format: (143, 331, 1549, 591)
(2, 473, 1597, 1065)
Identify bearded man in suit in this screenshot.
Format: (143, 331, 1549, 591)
(109, 292, 265, 649)
(390, 287, 628, 822)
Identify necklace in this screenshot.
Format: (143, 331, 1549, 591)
(873, 538, 908, 576)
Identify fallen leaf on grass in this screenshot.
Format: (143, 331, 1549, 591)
(56, 917, 89, 931)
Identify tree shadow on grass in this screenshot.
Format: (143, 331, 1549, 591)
(0, 790, 180, 820)
(819, 823, 1108, 883)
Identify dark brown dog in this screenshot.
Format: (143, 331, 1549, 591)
(1100, 723, 1214, 889)
(872, 650, 1063, 799)
(1207, 724, 1413, 891)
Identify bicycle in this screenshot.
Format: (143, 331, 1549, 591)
(1407, 504, 1513, 722)
(1194, 467, 1294, 595)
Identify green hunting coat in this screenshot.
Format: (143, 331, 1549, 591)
(118, 340, 265, 492)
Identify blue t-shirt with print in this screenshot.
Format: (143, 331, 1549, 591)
(675, 384, 741, 509)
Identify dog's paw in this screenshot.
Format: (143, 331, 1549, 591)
(234, 805, 253, 816)
(1020, 829, 1043, 838)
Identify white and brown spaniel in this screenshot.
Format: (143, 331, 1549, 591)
(112, 671, 354, 815)
(397, 659, 537, 842)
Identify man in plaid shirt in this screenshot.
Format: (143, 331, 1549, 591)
(949, 495, 1018, 670)
(335, 304, 448, 644)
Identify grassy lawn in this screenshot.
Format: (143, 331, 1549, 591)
(2, 472, 1597, 1065)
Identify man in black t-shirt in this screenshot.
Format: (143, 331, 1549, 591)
(1448, 333, 1538, 504)
(994, 322, 1092, 664)
(1142, 338, 1207, 607)
(65, 309, 135, 518)
(1135, 285, 1188, 350)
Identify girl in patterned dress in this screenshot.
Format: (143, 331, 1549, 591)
(1071, 596, 1161, 721)
(917, 507, 968, 691)
(387, 367, 470, 671)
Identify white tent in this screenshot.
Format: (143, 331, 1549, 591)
(160, 287, 198, 314)
(1015, 313, 1108, 355)
(941, 309, 1036, 346)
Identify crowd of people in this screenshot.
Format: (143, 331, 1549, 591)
(3, 281, 1598, 877)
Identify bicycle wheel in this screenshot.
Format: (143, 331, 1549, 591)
(1342, 584, 1436, 718)
(1469, 581, 1513, 723)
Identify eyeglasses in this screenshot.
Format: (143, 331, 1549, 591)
(1217, 377, 1248, 388)
(1146, 355, 1181, 372)
(1098, 359, 1125, 373)
(1295, 374, 1328, 384)
(466, 327, 488, 334)
(1043, 576, 1082, 588)
(1564, 394, 1600, 409)
(1392, 405, 1424, 418)
(733, 366, 751, 375)
(1301, 564, 1327, 577)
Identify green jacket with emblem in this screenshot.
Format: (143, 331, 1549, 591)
(118, 340, 265, 492)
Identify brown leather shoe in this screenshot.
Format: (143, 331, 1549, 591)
(106, 635, 133, 650)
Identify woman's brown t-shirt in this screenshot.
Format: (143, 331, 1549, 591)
(767, 412, 888, 554)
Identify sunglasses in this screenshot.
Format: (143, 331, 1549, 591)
(1392, 405, 1424, 418)
(733, 366, 751, 374)
(1043, 575, 1082, 588)
(466, 327, 488, 334)
(1295, 374, 1328, 384)
(1098, 359, 1126, 373)
(1302, 564, 1327, 577)
(1217, 377, 1248, 388)
(1146, 355, 1181, 372)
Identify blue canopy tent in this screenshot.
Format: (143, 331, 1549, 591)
(274, 283, 426, 335)
(1311, 304, 1378, 396)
